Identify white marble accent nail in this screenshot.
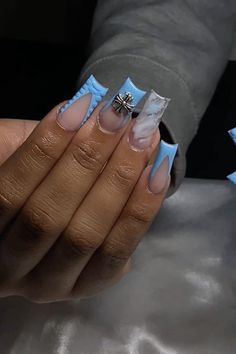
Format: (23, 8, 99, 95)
(129, 90, 170, 150)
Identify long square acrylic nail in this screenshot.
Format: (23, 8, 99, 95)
(98, 78, 146, 133)
(129, 90, 170, 150)
(57, 75, 108, 131)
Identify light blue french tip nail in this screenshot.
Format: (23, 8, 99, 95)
(106, 77, 146, 111)
(59, 74, 108, 123)
(150, 140, 178, 177)
(121, 77, 146, 106)
(227, 172, 236, 185)
(228, 128, 236, 145)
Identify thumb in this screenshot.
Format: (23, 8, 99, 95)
(0, 119, 39, 165)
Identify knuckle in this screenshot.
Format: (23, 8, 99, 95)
(124, 204, 153, 227)
(19, 205, 56, 243)
(63, 231, 100, 258)
(71, 140, 103, 172)
(31, 137, 58, 163)
(108, 164, 136, 190)
(100, 242, 130, 271)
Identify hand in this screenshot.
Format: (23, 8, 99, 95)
(0, 82, 172, 303)
(0, 119, 39, 164)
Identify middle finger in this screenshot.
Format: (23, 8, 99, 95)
(1, 78, 146, 278)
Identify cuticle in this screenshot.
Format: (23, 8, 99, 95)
(127, 135, 146, 153)
(56, 104, 64, 117)
(127, 134, 157, 154)
(145, 184, 159, 196)
(56, 118, 72, 132)
(145, 174, 170, 196)
(96, 115, 119, 135)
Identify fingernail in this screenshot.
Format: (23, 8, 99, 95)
(228, 128, 236, 145)
(148, 140, 178, 194)
(129, 90, 170, 150)
(227, 172, 236, 185)
(98, 77, 146, 133)
(57, 75, 108, 131)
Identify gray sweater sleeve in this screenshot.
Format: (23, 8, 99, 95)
(78, 0, 236, 192)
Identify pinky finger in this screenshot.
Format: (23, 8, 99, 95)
(72, 141, 178, 298)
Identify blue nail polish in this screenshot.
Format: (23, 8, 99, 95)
(105, 77, 146, 115)
(227, 172, 236, 185)
(150, 140, 178, 177)
(59, 75, 108, 125)
(228, 128, 236, 145)
(116, 77, 146, 107)
(99, 78, 146, 132)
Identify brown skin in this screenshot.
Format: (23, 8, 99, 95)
(0, 106, 168, 303)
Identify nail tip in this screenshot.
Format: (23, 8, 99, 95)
(137, 90, 171, 126)
(127, 76, 146, 92)
(160, 140, 178, 152)
(98, 77, 147, 133)
(133, 91, 172, 144)
(227, 172, 236, 184)
(58, 74, 108, 120)
(150, 89, 171, 103)
(228, 127, 236, 144)
(121, 77, 146, 105)
(89, 74, 109, 95)
(152, 140, 178, 176)
(228, 127, 236, 133)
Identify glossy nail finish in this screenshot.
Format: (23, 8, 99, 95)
(228, 128, 236, 145)
(148, 140, 178, 194)
(57, 75, 108, 131)
(227, 172, 236, 185)
(129, 90, 170, 150)
(98, 78, 146, 133)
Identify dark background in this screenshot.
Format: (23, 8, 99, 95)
(0, 26, 235, 180)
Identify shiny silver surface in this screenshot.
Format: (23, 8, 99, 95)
(0, 179, 236, 354)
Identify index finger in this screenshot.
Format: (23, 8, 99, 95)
(0, 75, 108, 231)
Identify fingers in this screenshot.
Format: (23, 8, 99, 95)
(24, 122, 160, 299)
(72, 141, 178, 298)
(0, 84, 173, 302)
(18, 90, 170, 301)
(0, 106, 74, 232)
(0, 76, 109, 233)
(0, 119, 39, 165)
(72, 164, 170, 298)
(0, 78, 146, 280)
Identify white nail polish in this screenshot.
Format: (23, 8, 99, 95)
(129, 90, 170, 150)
